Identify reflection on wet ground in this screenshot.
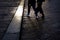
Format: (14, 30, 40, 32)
(21, 0, 60, 40)
(21, 16, 44, 40)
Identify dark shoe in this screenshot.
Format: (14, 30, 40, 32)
(27, 15, 30, 17)
(36, 16, 39, 19)
(41, 15, 44, 18)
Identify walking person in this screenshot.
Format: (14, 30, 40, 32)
(35, 0, 45, 18)
(27, 0, 36, 17)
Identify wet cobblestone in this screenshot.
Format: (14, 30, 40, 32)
(21, 0, 60, 40)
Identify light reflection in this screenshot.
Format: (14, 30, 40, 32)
(15, 5, 23, 20)
(16, 6, 23, 16)
(6, 0, 24, 33)
(14, 0, 24, 21)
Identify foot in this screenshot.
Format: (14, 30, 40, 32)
(36, 16, 39, 18)
(41, 15, 44, 18)
(27, 15, 30, 17)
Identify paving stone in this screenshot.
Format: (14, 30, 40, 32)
(2, 33, 20, 40)
(0, 2, 20, 7)
(21, 0, 60, 40)
(0, 0, 20, 2)
(0, 0, 21, 40)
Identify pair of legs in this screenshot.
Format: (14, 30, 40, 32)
(27, 3, 35, 15)
(35, 2, 44, 17)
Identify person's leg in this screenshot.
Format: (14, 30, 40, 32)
(40, 7, 44, 16)
(38, 3, 44, 17)
(35, 7, 39, 16)
(32, 4, 39, 18)
(27, 3, 31, 16)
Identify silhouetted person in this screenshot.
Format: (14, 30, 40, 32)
(27, 0, 36, 16)
(35, 0, 45, 18)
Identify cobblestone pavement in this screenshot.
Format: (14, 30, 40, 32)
(0, 0, 20, 40)
(21, 0, 60, 40)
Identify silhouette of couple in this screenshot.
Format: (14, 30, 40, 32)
(27, 0, 45, 18)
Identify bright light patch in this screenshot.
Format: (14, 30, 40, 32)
(15, 5, 23, 20)
(5, 0, 24, 33)
(16, 6, 23, 16)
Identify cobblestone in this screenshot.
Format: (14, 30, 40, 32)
(21, 0, 60, 40)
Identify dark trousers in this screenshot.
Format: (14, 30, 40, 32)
(35, 2, 44, 16)
(28, 3, 35, 15)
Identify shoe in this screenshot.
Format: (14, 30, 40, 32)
(27, 15, 30, 17)
(36, 16, 39, 18)
(41, 15, 44, 18)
